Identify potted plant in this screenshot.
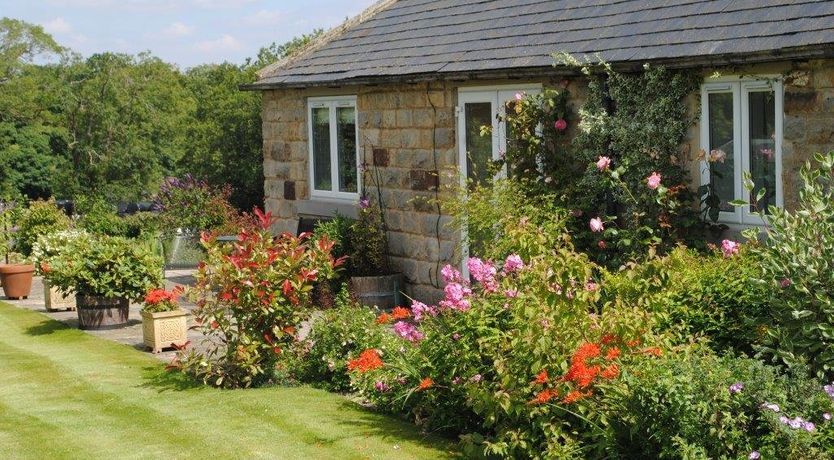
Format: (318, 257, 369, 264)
(348, 197, 402, 309)
(0, 199, 35, 300)
(32, 230, 87, 311)
(44, 234, 163, 329)
(140, 287, 188, 353)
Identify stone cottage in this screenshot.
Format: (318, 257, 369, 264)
(243, 0, 834, 302)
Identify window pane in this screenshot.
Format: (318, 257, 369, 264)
(748, 90, 776, 213)
(708, 92, 735, 211)
(336, 107, 357, 193)
(311, 107, 331, 191)
(464, 102, 493, 186)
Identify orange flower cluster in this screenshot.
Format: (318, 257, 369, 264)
(391, 307, 411, 320)
(533, 369, 549, 384)
(347, 349, 384, 373)
(418, 377, 434, 390)
(144, 288, 180, 305)
(562, 390, 592, 404)
(531, 388, 558, 404)
(642, 347, 662, 357)
(376, 313, 391, 324)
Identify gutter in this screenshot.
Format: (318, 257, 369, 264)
(240, 44, 834, 92)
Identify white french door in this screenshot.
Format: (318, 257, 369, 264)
(455, 85, 541, 272)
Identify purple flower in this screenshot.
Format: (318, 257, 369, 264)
(451, 333, 461, 341)
(803, 421, 816, 432)
(470, 374, 482, 383)
(358, 197, 370, 209)
(439, 282, 472, 311)
(393, 321, 424, 342)
(824, 384, 834, 399)
(411, 301, 437, 322)
(762, 402, 780, 412)
(467, 257, 497, 285)
(589, 217, 604, 233)
(504, 289, 518, 298)
(780, 278, 792, 288)
(646, 172, 662, 190)
(729, 382, 744, 394)
(749, 452, 760, 460)
(503, 254, 524, 273)
(721, 239, 740, 258)
(824, 412, 832, 421)
(374, 381, 390, 392)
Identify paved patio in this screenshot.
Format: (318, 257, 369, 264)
(3, 269, 201, 362)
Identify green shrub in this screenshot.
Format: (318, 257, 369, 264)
(603, 246, 773, 355)
(44, 233, 163, 301)
(291, 292, 392, 392)
(154, 175, 241, 233)
(349, 201, 388, 276)
(77, 197, 160, 239)
(745, 152, 834, 379)
(15, 199, 71, 256)
(605, 350, 834, 459)
(311, 214, 353, 273)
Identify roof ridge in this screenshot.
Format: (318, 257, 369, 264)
(256, 0, 399, 80)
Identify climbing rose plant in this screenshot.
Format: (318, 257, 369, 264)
(173, 208, 342, 388)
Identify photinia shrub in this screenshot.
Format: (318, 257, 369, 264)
(172, 208, 342, 388)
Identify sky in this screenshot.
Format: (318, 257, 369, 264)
(1, 0, 379, 68)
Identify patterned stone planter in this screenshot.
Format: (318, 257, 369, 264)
(44, 279, 76, 311)
(350, 273, 403, 309)
(76, 295, 130, 329)
(141, 309, 188, 353)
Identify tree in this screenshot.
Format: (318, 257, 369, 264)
(0, 17, 64, 82)
(253, 29, 323, 69)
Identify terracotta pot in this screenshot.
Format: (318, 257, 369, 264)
(0, 264, 35, 300)
(76, 295, 130, 329)
(141, 309, 189, 353)
(350, 273, 403, 309)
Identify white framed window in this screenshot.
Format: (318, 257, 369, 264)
(700, 77, 783, 225)
(307, 95, 359, 202)
(457, 84, 542, 186)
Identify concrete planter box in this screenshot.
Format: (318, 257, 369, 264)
(44, 280, 76, 311)
(141, 309, 188, 353)
(350, 273, 403, 309)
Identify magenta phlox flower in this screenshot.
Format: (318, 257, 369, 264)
(393, 321, 424, 342)
(503, 254, 524, 273)
(411, 300, 437, 321)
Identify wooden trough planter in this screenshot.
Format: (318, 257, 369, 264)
(350, 273, 403, 310)
(44, 280, 76, 311)
(141, 309, 188, 353)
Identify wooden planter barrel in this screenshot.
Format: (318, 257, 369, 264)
(350, 273, 403, 309)
(76, 295, 130, 329)
(0, 264, 35, 300)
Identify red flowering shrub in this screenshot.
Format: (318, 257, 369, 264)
(172, 208, 340, 388)
(142, 287, 182, 313)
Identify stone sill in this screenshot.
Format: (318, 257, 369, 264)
(296, 200, 358, 219)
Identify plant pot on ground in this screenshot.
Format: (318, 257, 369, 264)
(43, 234, 163, 330)
(140, 288, 188, 353)
(0, 264, 35, 300)
(43, 279, 75, 311)
(348, 199, 402, 309)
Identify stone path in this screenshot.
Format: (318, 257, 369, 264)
(3, 270, 201, 362)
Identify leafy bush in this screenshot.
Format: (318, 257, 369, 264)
(746, 151, 834, 379)
(311, 214, 354, 273)
(605, 350, 834, 459)
(348, 253, 659, 458)
(153, 175, 241, 233)
(15, 199, 71, 256)
(77, 197, 160, 239)
(31, 229, 88, 276)
(291, 292, 392, 392)
(349, 200, 388, 276)
(603, 246, 773, 355)
(173, 209, 339, 388)
(44, 233, 163, 301)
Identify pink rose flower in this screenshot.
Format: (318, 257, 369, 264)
(590, 217, 604, 233)
(596, 156, 611, 171)
(721, 239, 740, 258)
(647, 172, 662, 190)
(554, 118, 568, 131)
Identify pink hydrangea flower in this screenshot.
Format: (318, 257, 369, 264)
(503, 254, 524, 273)
(441, 264, 461, 283)
(647, 172, 662, 190)
(554, 118, 568, 131)
(721, 239, 739, 258)
(596, 156, 611, 171)
(590, 217, 604, 233)
(393, 321, 424, 342)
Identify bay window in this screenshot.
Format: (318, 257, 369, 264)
(700, 78, 783, 225)
(308, 96, 359, 201)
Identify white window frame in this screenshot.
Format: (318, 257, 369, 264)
(699, 77, 783, 226)
(307, 95, 360, 202)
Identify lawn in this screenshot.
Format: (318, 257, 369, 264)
(0, 302, 455, 459)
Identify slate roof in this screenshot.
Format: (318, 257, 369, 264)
(248, 0, 834, 89)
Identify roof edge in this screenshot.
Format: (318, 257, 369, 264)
(255, 0, 398, 81)
(242, 44, 834, 91)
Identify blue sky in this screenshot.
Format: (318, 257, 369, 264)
(2, 0, 378, 68)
